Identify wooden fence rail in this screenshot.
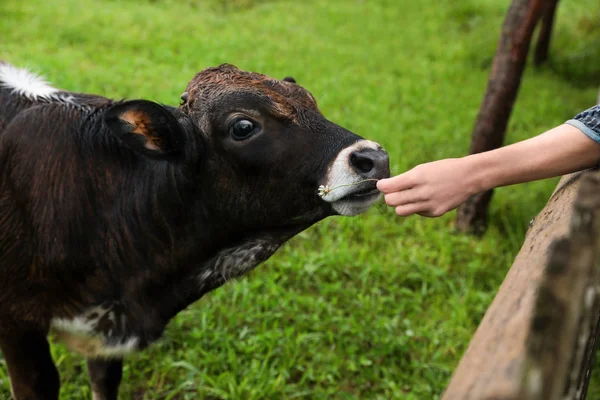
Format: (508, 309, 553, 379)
(443, 170, 600, 399)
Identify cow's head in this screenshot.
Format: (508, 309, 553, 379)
(182, 64, 389, 230)
(106, 64, 389, 236)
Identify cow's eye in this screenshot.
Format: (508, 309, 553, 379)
(230, 119, 258, 141)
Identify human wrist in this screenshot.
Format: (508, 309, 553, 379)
(462, 153, 496, 195)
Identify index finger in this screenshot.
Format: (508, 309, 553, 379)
(376, 172, 415, 193)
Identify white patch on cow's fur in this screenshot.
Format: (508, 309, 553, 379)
(200, 268, 213, 281)
(50, 304, 139, 358)
(0, 62, 80, 107)
(92, 337, 139, 358)
(0, 63, 59, 99)
(321, 139, 383, 216)
(52, 315, 98, 336)
(199, 240, 279, 285)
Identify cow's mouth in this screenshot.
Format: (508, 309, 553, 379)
(342, 184, 380, 200)
(324, 181, 382, 216)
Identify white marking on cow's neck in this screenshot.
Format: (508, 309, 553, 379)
(0, 63, 59, 99)
(199, 239, 280, 285)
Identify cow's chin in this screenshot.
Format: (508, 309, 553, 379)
(330, 188, 382, 216)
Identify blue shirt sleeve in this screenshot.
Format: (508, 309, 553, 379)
(565, 104, 600, 144)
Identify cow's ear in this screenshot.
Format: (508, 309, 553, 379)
(104, 100, 185, 158)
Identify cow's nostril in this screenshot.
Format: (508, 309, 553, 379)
(348, 148, 390, 179)
(350, 151, 375, 173)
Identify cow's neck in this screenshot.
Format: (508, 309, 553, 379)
(118, 226, 303, 347)
(178, 225, 307, 305)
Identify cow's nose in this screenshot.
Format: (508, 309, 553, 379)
(349, 148, 390, 178)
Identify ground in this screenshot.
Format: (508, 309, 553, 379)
(0, 0, 599, 399)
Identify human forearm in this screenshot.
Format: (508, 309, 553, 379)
(377, 104, 600, 217)
(467, 123, 600, 193)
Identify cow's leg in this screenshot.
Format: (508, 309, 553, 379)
(0, 329, 59, 400)
(87, 358, 123, 400)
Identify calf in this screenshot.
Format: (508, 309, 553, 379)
(0, 61, 389, 400)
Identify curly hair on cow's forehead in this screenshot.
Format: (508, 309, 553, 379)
(179, 63, 319, 118)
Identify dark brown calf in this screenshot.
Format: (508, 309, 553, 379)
(0, 61, 389, 399)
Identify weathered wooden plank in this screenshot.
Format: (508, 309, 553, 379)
(443, 169, 600, 400)
(520, 173, 600, 400)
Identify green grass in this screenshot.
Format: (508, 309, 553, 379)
(1, 0, 599, 398)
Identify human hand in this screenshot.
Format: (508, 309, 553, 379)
(376, 158, 479, 217)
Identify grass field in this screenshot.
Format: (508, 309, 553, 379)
(1, 0, 599, 399)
